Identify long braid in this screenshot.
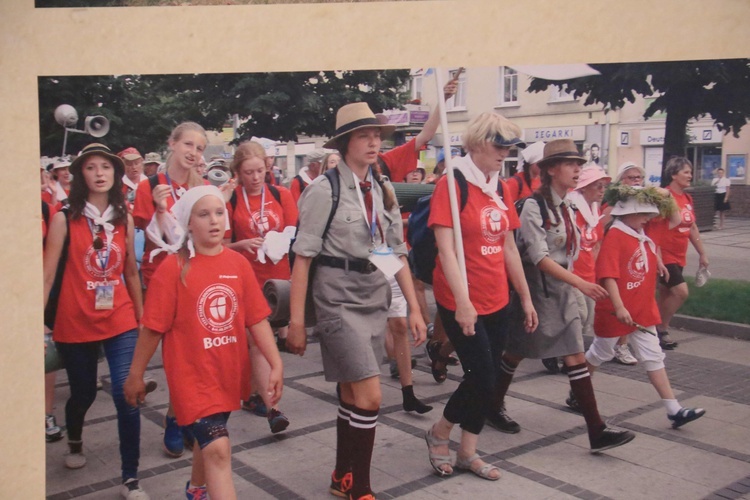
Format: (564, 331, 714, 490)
(538, 168, 561, 226)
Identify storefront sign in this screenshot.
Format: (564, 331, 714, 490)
(524, 126, 586, 142)
(640, 126, 721, 146)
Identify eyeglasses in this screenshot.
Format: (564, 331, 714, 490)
(625, 175, 644, 181)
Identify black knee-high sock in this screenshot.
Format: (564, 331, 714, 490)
(335, 401, 355, 477)
(567, 363, 605, 440)
(492, 355, 518, 412)
(349, 406, 379, 498)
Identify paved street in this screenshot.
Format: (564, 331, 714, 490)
(45, 217, 750, 500)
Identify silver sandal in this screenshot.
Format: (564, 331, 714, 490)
(424, 427, 453, 477)
(455, 453, 501, 481)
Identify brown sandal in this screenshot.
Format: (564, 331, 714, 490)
(426, 341, 449, 384)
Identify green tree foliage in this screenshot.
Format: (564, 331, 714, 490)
(38, 70, 410, 157)
(527, 59, 750, 181)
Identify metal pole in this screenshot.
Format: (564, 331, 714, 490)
(62, 128, 70, 157)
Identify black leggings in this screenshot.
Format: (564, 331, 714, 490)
(438, 302, 511, 434)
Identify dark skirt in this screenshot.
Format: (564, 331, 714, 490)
(714, 193, 731, 212)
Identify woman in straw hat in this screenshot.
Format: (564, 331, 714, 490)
(492, 139, 636, 453)
(423, 112, 537, 481)
(287, 102, 427, 500)
(42, 143, 149, 498)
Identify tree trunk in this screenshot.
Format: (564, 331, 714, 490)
(660, 85, 694, 186)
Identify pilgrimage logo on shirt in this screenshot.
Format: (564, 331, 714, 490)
(83, 242, 123, 279)
(626, 248, 647, 283)
(480, 205, 509, 244)
(197, 283, 239, 335)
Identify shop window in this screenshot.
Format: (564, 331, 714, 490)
(497, 67, 518, 106)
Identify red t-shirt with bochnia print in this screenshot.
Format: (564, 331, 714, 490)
(572, 210, 604, 284)
(646, 188, 694, 267)
(428, 176, 520, 315)
(594, 227, 661, 338)
(53, 216, 137, 343)
(141, 249, 271, 426)
(228, 184, 298, 287)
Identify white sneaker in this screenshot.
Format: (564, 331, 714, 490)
(614, 344, 638, 365)
(64, 452, 87, 469)
(121, 478, 150, 500)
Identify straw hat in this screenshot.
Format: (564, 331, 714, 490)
(537, 139, 587, 168)
(575, 166, 611, 191)
(70, 143, 124, 178)
(323, 102, 396, 149)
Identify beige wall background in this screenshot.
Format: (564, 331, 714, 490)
(1, 0, 748, 495)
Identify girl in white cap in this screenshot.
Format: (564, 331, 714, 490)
(584, 185, 706, 429)
(125, 185, 283, 500)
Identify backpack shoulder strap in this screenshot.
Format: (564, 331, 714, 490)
(530, 191, 550, 228)
(322, 167, 341, 239)
(229, 190, 237, 211)
(294, 175, 306, 194)
(42, 201, 50, 227)
(267, 183, 281, 204)
(453, 169, 470, 212)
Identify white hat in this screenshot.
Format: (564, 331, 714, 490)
(609, 197, 660, 216)
(521, 141, 545, 165)
(250, 136, 278, 157)
(614, 162, 646, 183)
(306, 148, 327, 163)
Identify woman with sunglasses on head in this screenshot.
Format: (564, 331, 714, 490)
(287, 102, 426, 500)
(42, 143, 149, 499)
(494, 139, 636, 454)
(423, 112, 537, 481)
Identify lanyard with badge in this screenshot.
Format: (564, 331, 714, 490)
(164, 170, 187, 201)
(88, 219, 115, 310)
(242, 185, 267, 237)
(354, 168, 403, 278)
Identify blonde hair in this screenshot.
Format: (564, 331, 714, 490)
(462, 112, 522, 153)
(230, 141, 267, 186)
(167, 121, 208, 188)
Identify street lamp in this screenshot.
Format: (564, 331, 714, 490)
(54, 104, 110, 156)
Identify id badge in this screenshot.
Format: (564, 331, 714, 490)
(95, 285, 115, 310)
(368, 245, 403, 278)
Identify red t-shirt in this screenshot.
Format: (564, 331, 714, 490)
(429, 177, 520, 314)
(42, 190, 63, 212)
(572, 210, 604, 284)
(142, 249, 271, 425)
(379, 138, 418, 183)
(289, 176, 307, 204)
(132, 174, 208, 287)
(53, 215, 138, 343)
(229, 184, 298, 287)
(594, 227, 661, 337)
(507, 173, 541, 203)
(646, 188, 694, 267)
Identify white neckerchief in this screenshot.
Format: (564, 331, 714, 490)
(83, 202, 116, 244)
(298, 167, 314, 186)
(122, 174, 147, 191)
(49, 182, 67, 201)
(455, 155, 508, 210)
(612, 219, 656, 272)
(566, 190, 602, 228)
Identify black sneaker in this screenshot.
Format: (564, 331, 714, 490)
(487, 407, 521, 434)
(565, 390, 582, 414)
(590, 428, 636, 453)
(542, 357, 560, 374)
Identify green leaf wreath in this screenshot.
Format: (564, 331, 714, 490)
(603, 183, 677, 218)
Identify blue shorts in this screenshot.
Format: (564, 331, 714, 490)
(186, 412, 231, 449)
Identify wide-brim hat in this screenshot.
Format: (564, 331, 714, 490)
(323, 102, 396, 149)
(610, 197, 660, 216)
(575, 166, 611, 191)
(70, 143, 125, 178)
(614, 161, 647, 183)
(143, 152, 162, 164)
(538, 139, 587, 168)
